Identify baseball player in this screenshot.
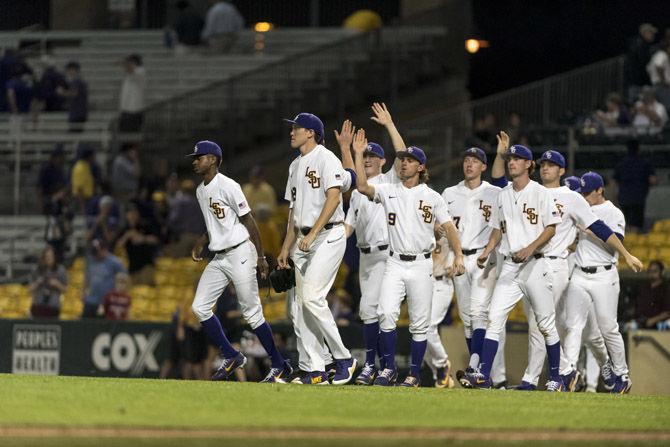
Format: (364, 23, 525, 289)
(443, 143, 508, 389)
(492, 151, 643, 390)
(563, 171, 640, 394)
(188, 140, 291, 383)
(424, 235, 456, 387)
(277, 113, 357, 385)
(461, 144, 567, 391)
(352, 128, 465, 387)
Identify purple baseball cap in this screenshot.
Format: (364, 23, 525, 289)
(463, 147, 487, 164)
(563, 176, 581, 192)
(396, 146, 427, 165)
(364, 142, 385, 159)
(503, 144, 533, 161)
(538, 150, 566, 168)
(580, 171, 604, 194)
(186, 140, 222, 159)
(284, 113, 325, 144)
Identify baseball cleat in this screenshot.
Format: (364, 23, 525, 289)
(464, 370, 492, 389)
(325, 362, 337, 382)
(560, 369, 580, 392)
(601, 359, 616, 391)
(373, 368, 398, 386)
(398, 374, 421, 388)
(355, 363, 377, 385)
(435, 360, 455, 388)
(515, 381, 537, 391)
(545, 378, 565, 392)
(260, 360, 293, 383)
(456, 367, 474, 388)
(493, 380, 509, 390)
(610, 374, 632, 394)
(292, 371, 329, 385)
(332, 358, 358, 385)
(211, 352, 247, 381)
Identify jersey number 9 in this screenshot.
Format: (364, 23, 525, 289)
(388, 212, 396, 226)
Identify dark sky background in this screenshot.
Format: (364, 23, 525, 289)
(469, 0, 670, 98)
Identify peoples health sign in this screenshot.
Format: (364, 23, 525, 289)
(12, 324, 61, 375)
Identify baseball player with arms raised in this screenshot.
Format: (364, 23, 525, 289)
(352, 128, 465, 387)
(443, 142, 508, 389)
(563, 172, 640, 394)
(461, 144, 567, 390)
(188, 140, 291, 383)
(277, 113, 357, 385)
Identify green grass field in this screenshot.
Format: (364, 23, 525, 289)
(1, 374, 669, 446)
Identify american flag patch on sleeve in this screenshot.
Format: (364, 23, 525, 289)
(239, 202, 247, 209)
(335, 173, 342, 180)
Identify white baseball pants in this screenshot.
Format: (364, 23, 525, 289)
(358, 249, 389, 323)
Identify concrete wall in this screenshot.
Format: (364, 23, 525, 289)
(628, 330, 670, 395)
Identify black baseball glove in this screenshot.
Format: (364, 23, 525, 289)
(269, 259, 295, 293)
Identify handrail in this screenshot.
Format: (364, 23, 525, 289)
(632, 334, 670, 362)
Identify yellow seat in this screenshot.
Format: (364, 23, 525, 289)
(647, 233, 667, 245)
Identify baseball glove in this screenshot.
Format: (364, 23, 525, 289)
(269, 260, 295, 293)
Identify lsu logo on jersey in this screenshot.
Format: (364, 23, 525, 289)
(554, 201, 564, 217)
(305, 167, 320, 189)
(479, 200, 492, 222)
(209, 198, 225, 219)
(522, 203, 538, 225)
(418, 200, 434, 223)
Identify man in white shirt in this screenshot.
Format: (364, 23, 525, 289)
(118, 54, 145, 132)
(647, 39, 670, 112)
(632, 87, 668, 134)
(277, 113, 357, 385)
(188, 140, 291, 383)
(353, 129, 464, 387)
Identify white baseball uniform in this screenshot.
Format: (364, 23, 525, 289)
(520, 186, 611, 385)
(285, 144, 351, 372)
(441, 180, 507, 381)
(192, 173, 265, 329)
(564, 200, 628, 376)
(374, 182, 451, 339)
(423, 237, 454, 375)
(485, 180, 562, 346)
(344, 170, 398, 324)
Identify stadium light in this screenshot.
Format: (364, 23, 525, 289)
(465, 39, 490, 54)
(254, 22, 274, 33)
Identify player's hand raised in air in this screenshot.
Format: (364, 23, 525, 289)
(496, 131, 510, 155)
(334, 119, 355, 149)
(370, 102, 394, 127)
(352, 128, 367, 154)
(624, 253, 644, 273)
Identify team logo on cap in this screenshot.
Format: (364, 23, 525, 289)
(468, 148, 477, 153)
(367, 144, 372, 150)
(563, 179, 569, 186)
(510, 147, 516, 154)
(580, 178, 586, 187)
(408, 148, 415, 154)
(545, 151, 552, 159)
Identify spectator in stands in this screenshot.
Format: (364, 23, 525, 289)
(28, 245, 67, 319)
(57, 61, 89, 132)
(632, 86, 668, 134)
(0, 48, 20, 111)
(506, 111, 527, 144)
(45, 183, 74, 263)
(115, 205, 160, 285)
(102, 272, 132, 320)
(172, 0, 204, 56)
(201, 0, 244, 53)
(86, 192, 120, 248)
(613, 139, 657, 233)
(242, 165, 277, 216)
(146, 158, 171, 196)
(630, 260, 670, 329)
(167, 179, 205, 257)
(5, 63, 34, 119)
(38, 144, 68, 210)
(118, 54, 146, 132)
(151, 189, 170, 244)
(82, 239, 125, 318)
(595, 92, 631, 131)
(625, 23, 658, 103)
(647, 38, 670, 112)
(71, 144, 98, 212)
(111, 143, 142, 206)
(33, 55, 66, 113)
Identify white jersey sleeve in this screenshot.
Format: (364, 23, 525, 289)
(227, 181, 251, 217)
(344, 193, 358, 227)
(284, 158, 299, 208)
(540, 187, 562, 227)
(569, 191, 599, 228)
(433, 194, 452, 225)
(373, 183, 388, 206)
(322, 152, 345, 191)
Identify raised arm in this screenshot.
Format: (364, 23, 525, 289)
(371, 102, 406, 153)
(334, 119, 355, 171)
(491, 131, 509, 181)
(351, 129, 375, 200)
